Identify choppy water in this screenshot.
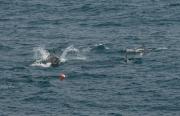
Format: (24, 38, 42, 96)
(0, 0, 180, 115)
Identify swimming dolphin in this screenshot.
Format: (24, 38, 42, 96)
(124, 45, 145, 63)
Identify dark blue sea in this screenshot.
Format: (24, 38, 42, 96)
(0, 0, 180, 115)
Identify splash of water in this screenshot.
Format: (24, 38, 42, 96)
(60, 45, 86, 62)
(31, 45, 86, 67)
(31, 47, 51, 67)
(33, 47, 50, 62)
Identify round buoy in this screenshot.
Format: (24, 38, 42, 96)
(59, 73, 66, 81)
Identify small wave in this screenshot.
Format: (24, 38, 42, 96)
(93, 22, 122, 27)
(156, 47, 168, 50)
(95, 43, 109, 49)
(168, 3, 180, 7)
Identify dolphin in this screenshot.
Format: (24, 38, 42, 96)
(41, 54, 60, 67)
(124, 45, 145, 63)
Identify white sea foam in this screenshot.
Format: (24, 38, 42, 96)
(31, 62, 52, 68)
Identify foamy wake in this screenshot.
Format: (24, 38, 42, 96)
(31, 45, 86, 68)
(31, 62, 52, 67)
(156, 47, 168, 50)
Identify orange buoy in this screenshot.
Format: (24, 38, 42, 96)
(59, 73, 66, 81)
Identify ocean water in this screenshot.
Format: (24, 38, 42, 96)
(0, 0, 180, 115)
